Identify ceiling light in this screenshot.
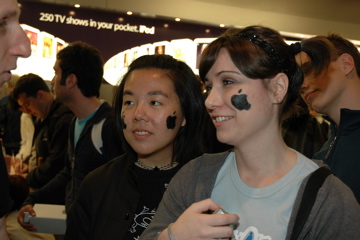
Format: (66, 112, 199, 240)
(74, 4, 80, 8)
(175, 18, 181, 22)
(219, 24, 225, 27)
(127, 11, 133, 15)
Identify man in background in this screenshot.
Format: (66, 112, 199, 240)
(12, 73, 74, 189)
(296, 34, 360, 203)
(18, 41, 124, 231)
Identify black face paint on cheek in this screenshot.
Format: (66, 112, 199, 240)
(121, 114, 127, 129)
(166, 111, 177, 129)
(231, 89, 251, 110)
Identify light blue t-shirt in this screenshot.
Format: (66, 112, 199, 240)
(74, 110, 97, 146)
(210, 150, 319, 240)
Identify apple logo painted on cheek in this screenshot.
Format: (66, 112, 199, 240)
(166, 111, 177, 129)
(231, 89, 251, 110)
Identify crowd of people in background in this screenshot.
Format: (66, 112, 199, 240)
(0, 0, 359, 239)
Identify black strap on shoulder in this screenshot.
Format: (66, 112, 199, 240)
(290, 167, 332, 240)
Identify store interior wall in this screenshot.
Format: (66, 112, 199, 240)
(16, 0, 360, 103)
(24, 0, 360, 41)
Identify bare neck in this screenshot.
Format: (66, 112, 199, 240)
(325, 80, 360, 125)
(234, 130, 297, 188)
(67, 96, 102, 120)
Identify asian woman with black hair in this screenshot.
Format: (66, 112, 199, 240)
(64, 54, 206, 240)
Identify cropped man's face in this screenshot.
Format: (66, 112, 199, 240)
(297, 52, 346, 116)
(0, 0, 31, 87)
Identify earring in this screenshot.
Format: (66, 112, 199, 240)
(278, 98, 282, 103)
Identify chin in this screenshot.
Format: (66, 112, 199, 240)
(216, 135, 232, 146)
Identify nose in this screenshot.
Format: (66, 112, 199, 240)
(204, 87, 222, 111)
(9, 25, 31, 58)
(19, 105, 30, 114)
(300, 76, 310, 95)
(133, 103, 148, 122)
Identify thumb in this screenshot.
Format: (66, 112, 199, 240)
(192, 198, 221, 213)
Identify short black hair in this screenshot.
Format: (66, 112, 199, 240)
(301, 33, 360, 78)
(12, 73, 49, 100)
(57, 41, 104, 98)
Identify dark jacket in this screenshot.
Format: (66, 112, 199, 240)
(64, 152, 181, 240)
(23, 102, 124, 209)
(313, 108, 360, 203)
(0, 95, 22, 155)
(283, 113, 329, 159)
(26, 101, 73, 189)
(0, 152, 12, 218)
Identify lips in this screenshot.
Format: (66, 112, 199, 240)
(303, 90, 317, 104)
(210, 115, 233, 127)
(133, 129, 152, 139)
(1, 71, 12, 82)
(214, 116, 233, 123)
(134, 131, 149, 135)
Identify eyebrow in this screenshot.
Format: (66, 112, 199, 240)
(217, 70, 242, 77)
(203, 70, 241, 83)
(123, 90, 169, 98)
(0, 9, 18, 20)
(148, 90, 168, 98)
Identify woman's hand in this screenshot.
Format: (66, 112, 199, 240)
(158, 198, 239, 240)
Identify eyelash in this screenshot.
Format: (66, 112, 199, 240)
(223, 79, 233, 85)
(151, 101, 161, 106)
(123, 100, 161, 106)
(205, 85, 212, 92)
(123, 101, 133, 106)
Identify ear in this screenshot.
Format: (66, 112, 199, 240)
(181, 117, 186, 127)
(295, 52, 309, 66)
(339, 53, 355, 75)
(66, 74, 78, 89)
(270, 73, 288, 104)
(36, 90, 45, 100)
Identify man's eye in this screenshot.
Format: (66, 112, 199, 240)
(0, 20, 6, 28)
(151, 101, 160, 106)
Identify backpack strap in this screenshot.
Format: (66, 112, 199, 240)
(290, 166, 332, 240)
(91, 118, 106, 155)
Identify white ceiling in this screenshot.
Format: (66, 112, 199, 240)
(21, 0, 360, 40)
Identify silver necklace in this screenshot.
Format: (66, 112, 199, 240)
(135, 160, 179, 171)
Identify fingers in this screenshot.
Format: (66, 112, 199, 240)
(171, 199, 239, 240)
(18, 205, 37, 231)
(190, 198, 220, 213)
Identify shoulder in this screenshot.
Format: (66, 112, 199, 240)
(95, 102, 113, 118)
(321, 173, 357, 202)
(53, 103, 74, 118)
(186, 151, 230, 170)
(171, 151, 231, 184)
(89, 102, 116, 126)
(314, 174, 360, 232)
(84, 154, 130, 183)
